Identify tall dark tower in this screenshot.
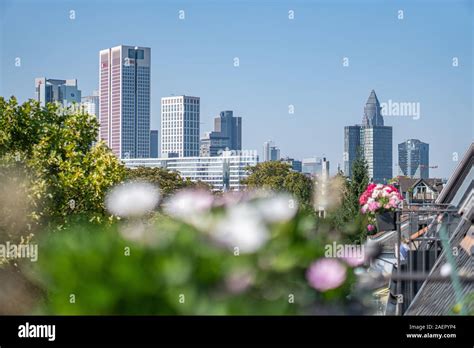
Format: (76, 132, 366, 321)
(344, 90, 393, 183)
(362, 89, 384, 126)
(200, 110, 242, 156)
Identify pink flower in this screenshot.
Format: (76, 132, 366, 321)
(306, 259, 347, 291)
(368, 201, 379, 212)
(367, 224, 375, 232)
(360, 184, 402, 214)
(343, 254, 366, 267)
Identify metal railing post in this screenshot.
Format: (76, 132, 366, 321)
(396, 209, 402, 315)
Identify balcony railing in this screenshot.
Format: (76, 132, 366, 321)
(390, 204, 472, 315)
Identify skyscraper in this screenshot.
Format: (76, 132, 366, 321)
(35, 77, 81, 106)
(81, 90, 99, 118)
(302, 157, 330, 177)
(99, 45, 151, 159)
(281, 157, 303, 172)
(343, 126, 361, 177)
(398, 139, 429, 178)
(161, 95, 200, 157)
(270, 147, 280, 161)
(200, 110, 242, 156)
(263, 141, 280, 162)
(150, 130, 159, 158)
(344, 90, 393, 183)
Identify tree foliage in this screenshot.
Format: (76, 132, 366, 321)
(345, 152, 370, 217)
(327, 150, 370, 241)
(0, 97, 126, 225)
(241, 161, 313, 209)
(124, 166, 211, 197)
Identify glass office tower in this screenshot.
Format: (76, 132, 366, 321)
(99, 45, 151, 159)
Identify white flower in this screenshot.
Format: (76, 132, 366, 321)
(256, 193, 298, 223)
(119, 220, 159, 246)
(212, 204, 269, 253)
(164, 189, 215, 230)
(164, 189, 214, 219)
(106, 181, 160, 218)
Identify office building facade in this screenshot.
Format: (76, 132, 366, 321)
(161, 95, 200, 157)
(123, 150, 258, 191)
(150, 130, 159, 158)
(343, 125, 362, 177)
(398, 139, 429, 178)
(281, 157, 302, 172)
(302, 157, 329, 177)
(200, 110, 242, 157)
(263, 141, 280, 162)
(99, 45, 151, 159)
(81, 90, 99, 117)
(35, 77, 81, 106)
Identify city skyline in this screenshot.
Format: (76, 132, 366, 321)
(1, 0, 472, 178)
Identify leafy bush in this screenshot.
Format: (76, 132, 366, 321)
(0, 97, 126, 225)
(27, 189, 363, 315)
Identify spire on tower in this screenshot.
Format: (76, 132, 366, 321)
(362, 89, 384, 126)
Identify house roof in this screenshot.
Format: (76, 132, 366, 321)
(436, 142, 474, 205)
(404, 143, 474, 315)
(397, 176, 444, 193)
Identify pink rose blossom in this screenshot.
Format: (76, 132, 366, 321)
(306, 259, 347, 291)
(359, 184, 402, 215)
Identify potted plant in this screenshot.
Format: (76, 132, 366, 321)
(359, 183, 403, 233)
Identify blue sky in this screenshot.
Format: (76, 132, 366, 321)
(0, 0, 472, 178)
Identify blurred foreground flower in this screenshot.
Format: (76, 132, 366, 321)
(225, 269, 255, 294)
(306, 259, 347, 291)
(161, 189, 298, 253)
(342, 253, 366, 267)
(118, 220, 160, 246)
(256, 193, 297, 223)
(163, 189, 214, 230)
(212, 204, 269, 253)
(164, 189, 214, 218)
(106, 181, 160, 218)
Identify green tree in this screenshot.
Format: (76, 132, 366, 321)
(0, 97, 126, 225)
(125, 166, 211, 197)
(241, 161, 313, 209)
(327, 150, 369, 241)
(345, 151, 370, 216)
